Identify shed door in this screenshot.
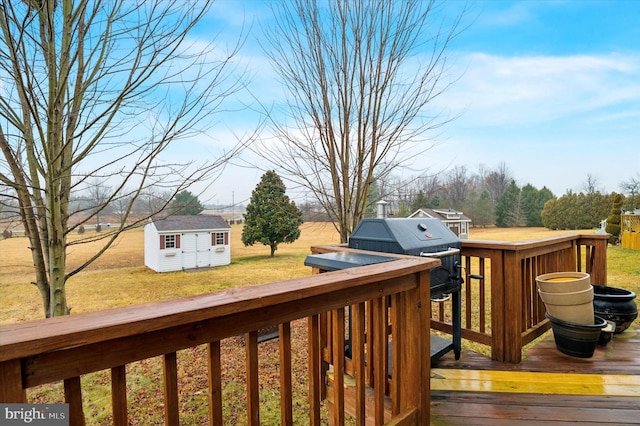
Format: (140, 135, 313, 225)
(181, 233, 211, 269)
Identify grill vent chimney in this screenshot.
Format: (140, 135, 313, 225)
(376, 200, 389, 219)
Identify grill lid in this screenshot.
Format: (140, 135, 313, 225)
(348, 218, 460, 256)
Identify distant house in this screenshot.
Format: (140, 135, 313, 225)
(144, 215, 231, 272)
(409, 208, 472, 239)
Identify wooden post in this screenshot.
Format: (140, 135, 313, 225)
(64, 377, 86, 426)
(503, 250, 524, 364)
(163, 352, 179, 426)
(392, 270, 431, 424)
(584, 236, 608, 285)
(279, 322, 293, 425)
(111, 365, 128, 426)
(245, 331, 260, 426)
(490, 252, 507, 362)
(207, 341, 223, 426)
(0, 359, 26, 403)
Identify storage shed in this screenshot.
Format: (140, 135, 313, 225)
(144, 215, 231, 272)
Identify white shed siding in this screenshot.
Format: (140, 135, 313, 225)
(157, 237, 183, 272)
(144, 216, 231, 272)
(144, 223, 160, 272)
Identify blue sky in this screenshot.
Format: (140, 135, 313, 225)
(190, 0, 640, 206)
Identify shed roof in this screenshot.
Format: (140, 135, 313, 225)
(409, 208, 471, 222)
(152, 215, 230, 232)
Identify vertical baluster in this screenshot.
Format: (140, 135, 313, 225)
(390, 293, 403, 416)
(111, 365, 127, 426)
(163, 352, 179, 426)
(352, 302, 366, 426)
(308, 314, 322, 426)
(331, 308, 345, 425)
(207, 341, 223, 425)
(319, 311, 329, 400)
(373, 297, 385, 426)
(523, 257, 532, 329)
(245, 331, 259, 425)
(465, 255, 473, 328)
(365, 300, 374, 387)
(279, 322, 293, 425)
(479, 257, 486, 333)
(64, 376, 85, 426)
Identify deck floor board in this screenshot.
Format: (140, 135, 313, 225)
(430, 326, 640, 424)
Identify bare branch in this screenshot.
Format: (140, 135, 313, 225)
(256, 0, 468, 241)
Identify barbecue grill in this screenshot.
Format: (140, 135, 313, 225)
(305, 217, 463, 362)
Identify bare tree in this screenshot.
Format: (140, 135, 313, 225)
(138, 188, 173, 216)
(484, 162, 513, 203)
(257, 0, 467, 242)
(443, 165, 470, 209)
(582, 173, 602, 194)
(0, 0, 250, 317)
(619, 173, 640, 196)
(83, 178, 113, 227)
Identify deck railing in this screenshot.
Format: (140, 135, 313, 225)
(0, 257, 438, 425)
(312, 233, 609, 364)
(435, 234, 609, 363)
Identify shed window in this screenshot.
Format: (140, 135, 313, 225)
(212, 231, 228, 246)
(161, 234, 180, 249)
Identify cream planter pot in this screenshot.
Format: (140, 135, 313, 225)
(536, 272, 591, 293)
(538, 287, 595, 325)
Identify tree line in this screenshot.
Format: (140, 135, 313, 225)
(367, 164, 640, 231)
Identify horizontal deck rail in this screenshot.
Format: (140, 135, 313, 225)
(0, 257, 438, 425)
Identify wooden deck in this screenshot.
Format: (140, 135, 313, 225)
(430, 325, 640, 425)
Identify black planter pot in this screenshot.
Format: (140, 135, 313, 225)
(546, 313, 607, 358)
(592, 285, 638, 334)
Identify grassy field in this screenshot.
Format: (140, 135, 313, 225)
(4, 223, 637, 323)
(1, 223, 638, 424)
(2, 223, 637, 324)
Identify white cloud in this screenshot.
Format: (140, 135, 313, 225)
(442, 52, 640, 127)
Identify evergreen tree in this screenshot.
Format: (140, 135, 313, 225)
(622, 193, 639, 212)
(541, 191, 612, 230)
(521, 184, 554, 227)
(428, 193, 442, 209)
(411, 190, 429, 212)
(242, 171, 304, 257)
(541, 198, 558, 229)
(495, 181, 521, 227)
(397, 201, 412, 218)
(472, 190, 495, 227)
(605, 193, 623, 245)
(169, 191, 204, 215)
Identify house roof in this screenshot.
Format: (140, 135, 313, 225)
(409, 208, 472, 222)
(152, 215, 230, 232)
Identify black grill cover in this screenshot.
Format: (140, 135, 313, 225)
(348, 218, 461, 255)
